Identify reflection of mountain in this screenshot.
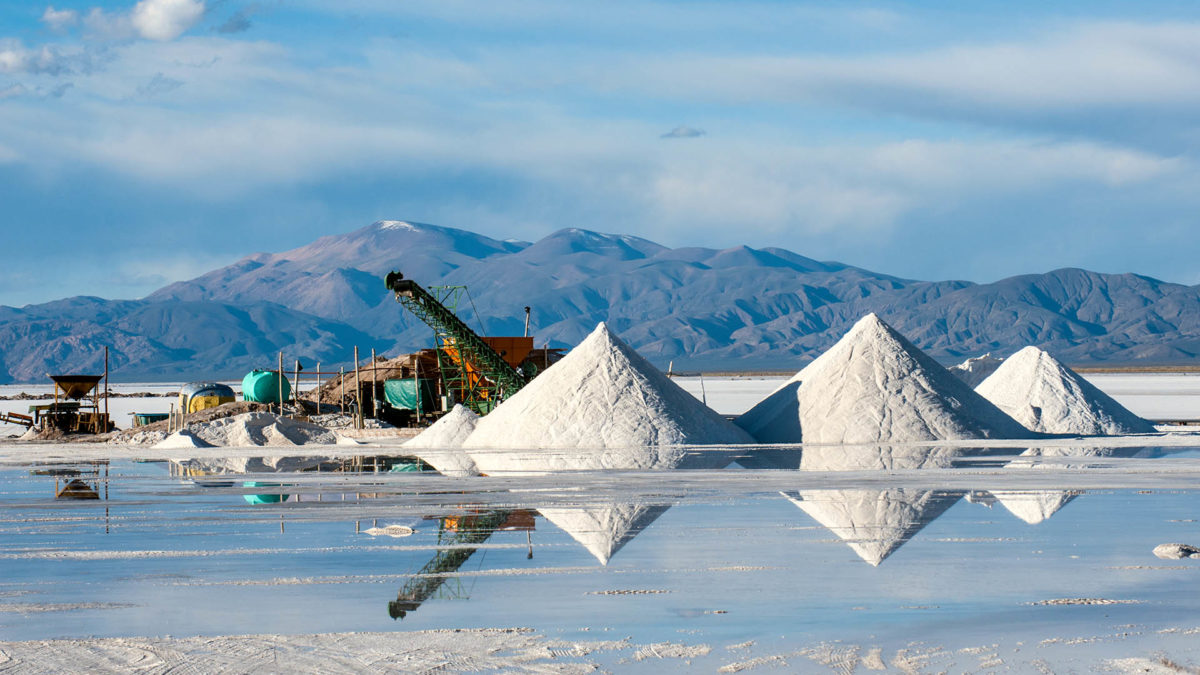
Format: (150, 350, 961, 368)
(537, 503, 671, 565)
(782, 445, 974, 565)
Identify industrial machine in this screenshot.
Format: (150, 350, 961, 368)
(27, 374, 112, 434)
(385, 271, 545, 415)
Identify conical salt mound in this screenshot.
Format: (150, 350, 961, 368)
(538, 503, 671, 565)
(737, 314, 1031, 444)
(949, 353, 1005, 388)
(405, 404, 479, 449)
(975, 346, 1157, 435)
(462, 323, 754, 449)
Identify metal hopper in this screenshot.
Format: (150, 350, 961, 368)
(49, 374, 103, 400)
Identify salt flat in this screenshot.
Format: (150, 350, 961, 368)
(2, 375, 1200, 673)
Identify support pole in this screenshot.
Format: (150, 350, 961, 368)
(294, 360, 301, 417)
(371, 348, 379, 419)
(354, 346, 362, 430)
(103, 346, 109, 434)
(278, 351, 284, 417)
(524, 306, 531, 338)
(340, 367, 345, 416)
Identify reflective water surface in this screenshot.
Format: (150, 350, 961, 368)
(3, 443, 1200, 672)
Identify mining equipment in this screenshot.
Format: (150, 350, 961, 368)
(27, 374, 112, 434)
(384, 270, 559, 416)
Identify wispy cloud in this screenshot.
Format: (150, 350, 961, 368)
(41, 6, 79, 32)
(660, 125, 705, 139)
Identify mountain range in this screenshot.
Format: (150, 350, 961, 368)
(1, 220, 1198, 383)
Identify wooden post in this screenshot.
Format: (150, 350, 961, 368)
(315, 361, 321, 413)
(294, 360, 300, 418)
(277, 351, 284, 417)
(414, 356, 421, 421)
(103, 346, 109, 434)
(370, 348, 378, 419)
(353, 346, 362, 430)
(339, 367, 345, 416)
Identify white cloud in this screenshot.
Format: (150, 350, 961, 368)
(41, 6, 79, 31)
(131, 0, 206, 41)
(0, 41, 70, 75)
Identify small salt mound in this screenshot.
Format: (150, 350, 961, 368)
(404, 405, 479, 449)
(949, 353, 1004, 388)
(462, 322, 754, 449)
(1153, 543, 1200, 560)
(188, 412, 341, 447)
(737, 314, 1031, 444)
(975, 346, 1157, 435)
(404, 406, 481, 476)
(153, 429, 213, 449)
(538, 503, 671, 565)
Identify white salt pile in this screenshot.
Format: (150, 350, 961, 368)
(992, 490, 1075, 525)
(404, 405, 478, 449)
(975, 346, 1157, 435)
(153, 429, 213, 449)
(949, 353, 1005, 388)
(1153, 543, 1200, 560)
(184, 412, 341, 447)
(737, 314, 1031, 444)
(537, 503, 671, 565)
(462, 322, 753, 449)
(404, 405, 481, 477)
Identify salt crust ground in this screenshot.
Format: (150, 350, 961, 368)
(2, 628, 1196, 674)
(737, 314, 1032, 444)
(977, 346, 1157, 435)
(463, 322, 754, 449)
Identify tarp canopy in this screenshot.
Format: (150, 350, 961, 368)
(384, 378, 436, 412)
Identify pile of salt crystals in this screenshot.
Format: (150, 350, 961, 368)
(403, 404, 481, 477)
(949, 353, 1005, 388)
(461, 322, 753, 450)
(153, 412, 342, 448)
(975, 346, 1156, 435)
(736, 313, 1031, 444)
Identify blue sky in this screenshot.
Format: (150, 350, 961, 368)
(3, 0, 1200, 306)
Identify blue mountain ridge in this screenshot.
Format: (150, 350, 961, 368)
(0, 220, 1197, 383)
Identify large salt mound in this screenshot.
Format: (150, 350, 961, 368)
(187, 412, 341, 447)
(737, 313, 1031, 444)
(975, 346, 1157, 435)
(462, 322, 754, 449)
(949, 353, 1004, 388)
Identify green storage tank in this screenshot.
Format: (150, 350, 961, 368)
(384, 378, 435, 412)
(242, 370, 291, 404)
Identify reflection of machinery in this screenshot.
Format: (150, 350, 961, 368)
(28, 375, 112, 434)
(385, 271, 561, 415)
(388, 509, 536, 619)
(31, 462, 109, 500)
